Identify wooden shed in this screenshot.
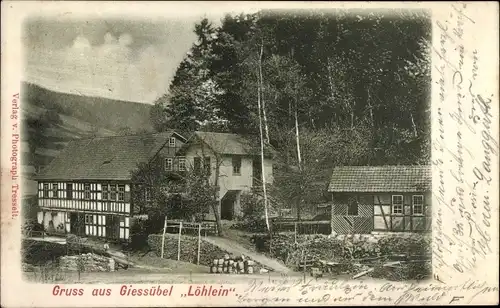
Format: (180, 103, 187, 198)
(327, 165, 431, 234)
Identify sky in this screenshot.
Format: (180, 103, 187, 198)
(23, 15, 221, 104)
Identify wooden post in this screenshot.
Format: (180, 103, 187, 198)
(330, 203, 334, 236)
(161, 215, 167, 259)
(197, 223, 201, 265)
(294, 222, 297, 244)
(177, 222, 183, 261)
(301, 249, 306, 282)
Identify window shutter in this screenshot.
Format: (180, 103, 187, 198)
(124, 191, 131, 203)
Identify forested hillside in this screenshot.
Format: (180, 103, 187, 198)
(23, 82, 153, 133)
(151, 9, 432, 217)
(21, 83, 153, 174)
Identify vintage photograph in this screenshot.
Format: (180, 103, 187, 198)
(21, 7, 433, 285)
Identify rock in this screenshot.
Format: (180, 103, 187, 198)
(259, 268, 269, 274)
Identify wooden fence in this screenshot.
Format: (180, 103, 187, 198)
(159, 217, 218, 265)
(24, 230, 45, 238)
(271, 218, 331, 236)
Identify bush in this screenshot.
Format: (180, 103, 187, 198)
(378, 234, 431, 256)
(23, 219, 44, 235)
(234, 193, 267, 232)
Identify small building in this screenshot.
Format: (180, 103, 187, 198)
(327, 165, 431, 234)
(178, 131, 274, 220)
(34, 131, 187, 241)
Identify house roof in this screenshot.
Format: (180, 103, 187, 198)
(328, 165, 431, 193)
(190, 131, 273, 156)
(35, 131, 185, 181)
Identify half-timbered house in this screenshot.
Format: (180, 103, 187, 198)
(34, 130, 187, 241)
(327, 165, 431, 234)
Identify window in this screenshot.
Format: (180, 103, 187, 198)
(232, 156, 242, 175)
(392, 195, 403, 214)
(194, 157, 202, 173)
(43, 184, 49, 198)
(204, 157, 211, 175)
(52, 183, 58, 198)
(169, 137, 176, 147)
(118, 185, 125, 201)
(412, 195, 424, 215)
(165, 158, 173, 171)
(145, 187, 152, 201)
(178, 157, 186, 171)
(119, 216, 130, 240)
(84, 184, 91, 200)
(102, 184, 108, 200)
(67, 183, 73, 200)
(85, 214, 94, 224)
(347, 197, 359, 216)
(110, 185, 117, 201)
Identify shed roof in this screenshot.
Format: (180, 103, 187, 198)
(328, 165, 431, 193)
(35, 131, 184, 181)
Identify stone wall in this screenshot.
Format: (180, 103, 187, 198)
(59, 253, 115, 272)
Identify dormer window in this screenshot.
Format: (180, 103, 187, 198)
(169, 137, 176, 147)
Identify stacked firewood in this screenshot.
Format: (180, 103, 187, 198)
(210, 254, 255, 274)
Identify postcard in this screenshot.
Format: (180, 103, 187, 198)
(1, 1, 498, 307)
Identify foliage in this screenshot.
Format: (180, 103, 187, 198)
(151, 10, 432, 221)
(237, 193, 267, 232)
(131, 158, 218, 224)
(153, 18, 228, 132)
(24, 110, 62, 154)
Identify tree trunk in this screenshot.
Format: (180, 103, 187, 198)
(410, 112, 418, 137)
(294, 83, 303, 222)
(212, 156, 223, 236)
(296, 199, 302, 222)
(259, 41, 270, 144)
(257, 47, 271, 234)
(367, 87, 374, 127)
(295, 104, 302, 168)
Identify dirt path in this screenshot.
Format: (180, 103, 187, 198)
(204, 236, 292, 273)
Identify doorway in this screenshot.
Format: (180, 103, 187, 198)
(106, 215, 120, 240)
(69, 212, 85, 236)
(221, 191, 239, 220)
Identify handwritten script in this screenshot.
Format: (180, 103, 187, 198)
(431, 2, 498, 284)
(236, 278, 498, 305)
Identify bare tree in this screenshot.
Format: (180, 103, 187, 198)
(256, 46, 271, 234)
